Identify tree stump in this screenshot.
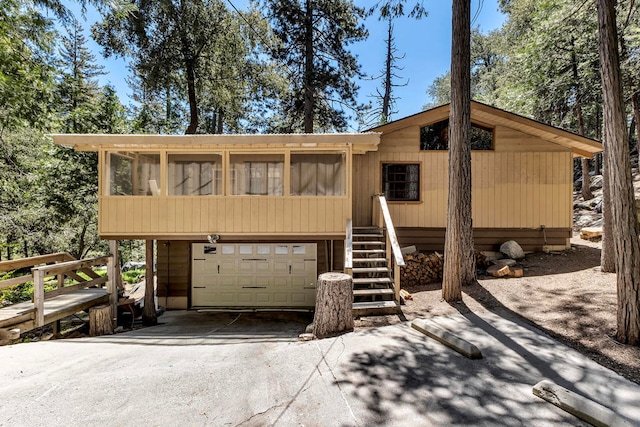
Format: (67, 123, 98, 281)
(90, 305, 114, 336)
(312, 272, 354, 339)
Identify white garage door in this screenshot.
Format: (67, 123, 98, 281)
(191, 243, 317, 307)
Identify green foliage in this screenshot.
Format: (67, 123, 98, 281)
(0, 276, 58, 305)
(0, 1, 57, 133)
(122, 268, 145, 285)
(263, 0, 368, 132)
(94, 0, 281, 134)
(0, 3, 129, 261)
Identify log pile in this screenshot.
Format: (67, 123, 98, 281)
(401, 252, 444, 286)
(401, 250, 492, 286)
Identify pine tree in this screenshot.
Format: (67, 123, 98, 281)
(366, 1, 427, 125)
(263, 0, 367, 132)
(57, 18, 104, 133)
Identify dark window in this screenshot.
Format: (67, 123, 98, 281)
(420, 119, 493, 150)
(382, 163, 420, 202)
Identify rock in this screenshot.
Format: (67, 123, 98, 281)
(487, 264, 510, 277)
(594, 200, 602, 213)
(401, 245, 417, 256)
(480, 251, 503, 261)
(590, 175, 603, 190)
(494, 258, 517, 267)
(573, 201, 592, 210)
(500, 240, 525, 260)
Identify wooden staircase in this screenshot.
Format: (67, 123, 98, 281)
(350, 226, 402, 316)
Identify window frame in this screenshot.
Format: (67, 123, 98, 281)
(381, 162, 422, 203)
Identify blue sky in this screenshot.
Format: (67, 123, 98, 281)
(70, 0, 506, 131)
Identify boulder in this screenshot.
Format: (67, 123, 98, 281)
(590, 175, 603, 190)
(500, 240, 525, 260)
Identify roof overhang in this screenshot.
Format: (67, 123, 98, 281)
(367, 101, 603, 158)
(51, 132, 382, 154)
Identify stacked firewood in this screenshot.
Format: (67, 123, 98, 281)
(401, 250, 490, 286)
(401, 252, 444, 286)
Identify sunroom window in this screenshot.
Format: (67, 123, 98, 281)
(229, 154, 284, 195)
(290, 153, 346, 196)
(108, 152, 160, 196)
(168, 153, 222, 195)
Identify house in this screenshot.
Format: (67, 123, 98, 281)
(52, 101, 602, 313)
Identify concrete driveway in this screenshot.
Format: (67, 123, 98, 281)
(1, 310, 639, 426)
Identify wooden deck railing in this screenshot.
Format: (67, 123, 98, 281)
(0, 252, 117, 329)
(372, 195, 405, 301)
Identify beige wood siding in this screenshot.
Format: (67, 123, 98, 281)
(353, 151, 573, 229)
(494, 126, 572, 152)
(99, 196, 350, 238)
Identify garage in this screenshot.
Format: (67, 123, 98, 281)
(191, 243, 317, 308)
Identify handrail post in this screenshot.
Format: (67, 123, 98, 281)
(33, 269, 45, 327)
(344, 218, 353, 275)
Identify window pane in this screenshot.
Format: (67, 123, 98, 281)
(382, 163, 420, 201)
(290, 153, 345, 196)
(168, 153, 222, 195)
(420, 119, 493, 150)
(109, 153, 133, 195)
(230, 154, 284, 195)
(108, 152, 160, 196)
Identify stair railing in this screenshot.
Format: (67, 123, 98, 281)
(344, 218, 353, 276)
(373, 195, 405, 301)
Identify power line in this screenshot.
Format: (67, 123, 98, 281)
(471, 0, 484, 26)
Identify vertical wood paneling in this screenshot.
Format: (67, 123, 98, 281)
(351, 150, 573, 230)
(100, 148, 573, 237)
(241, 198, 251, 233)
(232, 198, 242, 232)
(166, 198, 176, 233)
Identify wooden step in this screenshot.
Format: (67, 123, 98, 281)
(353, 233, 384, 239)
(352, 277, 393, 285)
(352, 241, 385, 246)
(353, 300, 401, 316)
(352, 258, 387, 264)
(353, 226, 382, 231)
(353, 249, 385, 255)
(353, 288, 394, 297)
(352, 267, 390, 274)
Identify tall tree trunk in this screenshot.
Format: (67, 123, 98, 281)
(217, 108, 224, 134)
(597, 0, 640, 345)
(381, 17, 393, 123)
(303, 0, 314, 133)
(443, 0, 475, 302)
(185, 58, 199, 135)
(571, 37, 593, 200)
(601, 148, 616, 272)
(632, 92, 640, 172)
(142, 239, 157, 326)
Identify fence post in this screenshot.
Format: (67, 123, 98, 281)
(33, 269, 45, 327)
